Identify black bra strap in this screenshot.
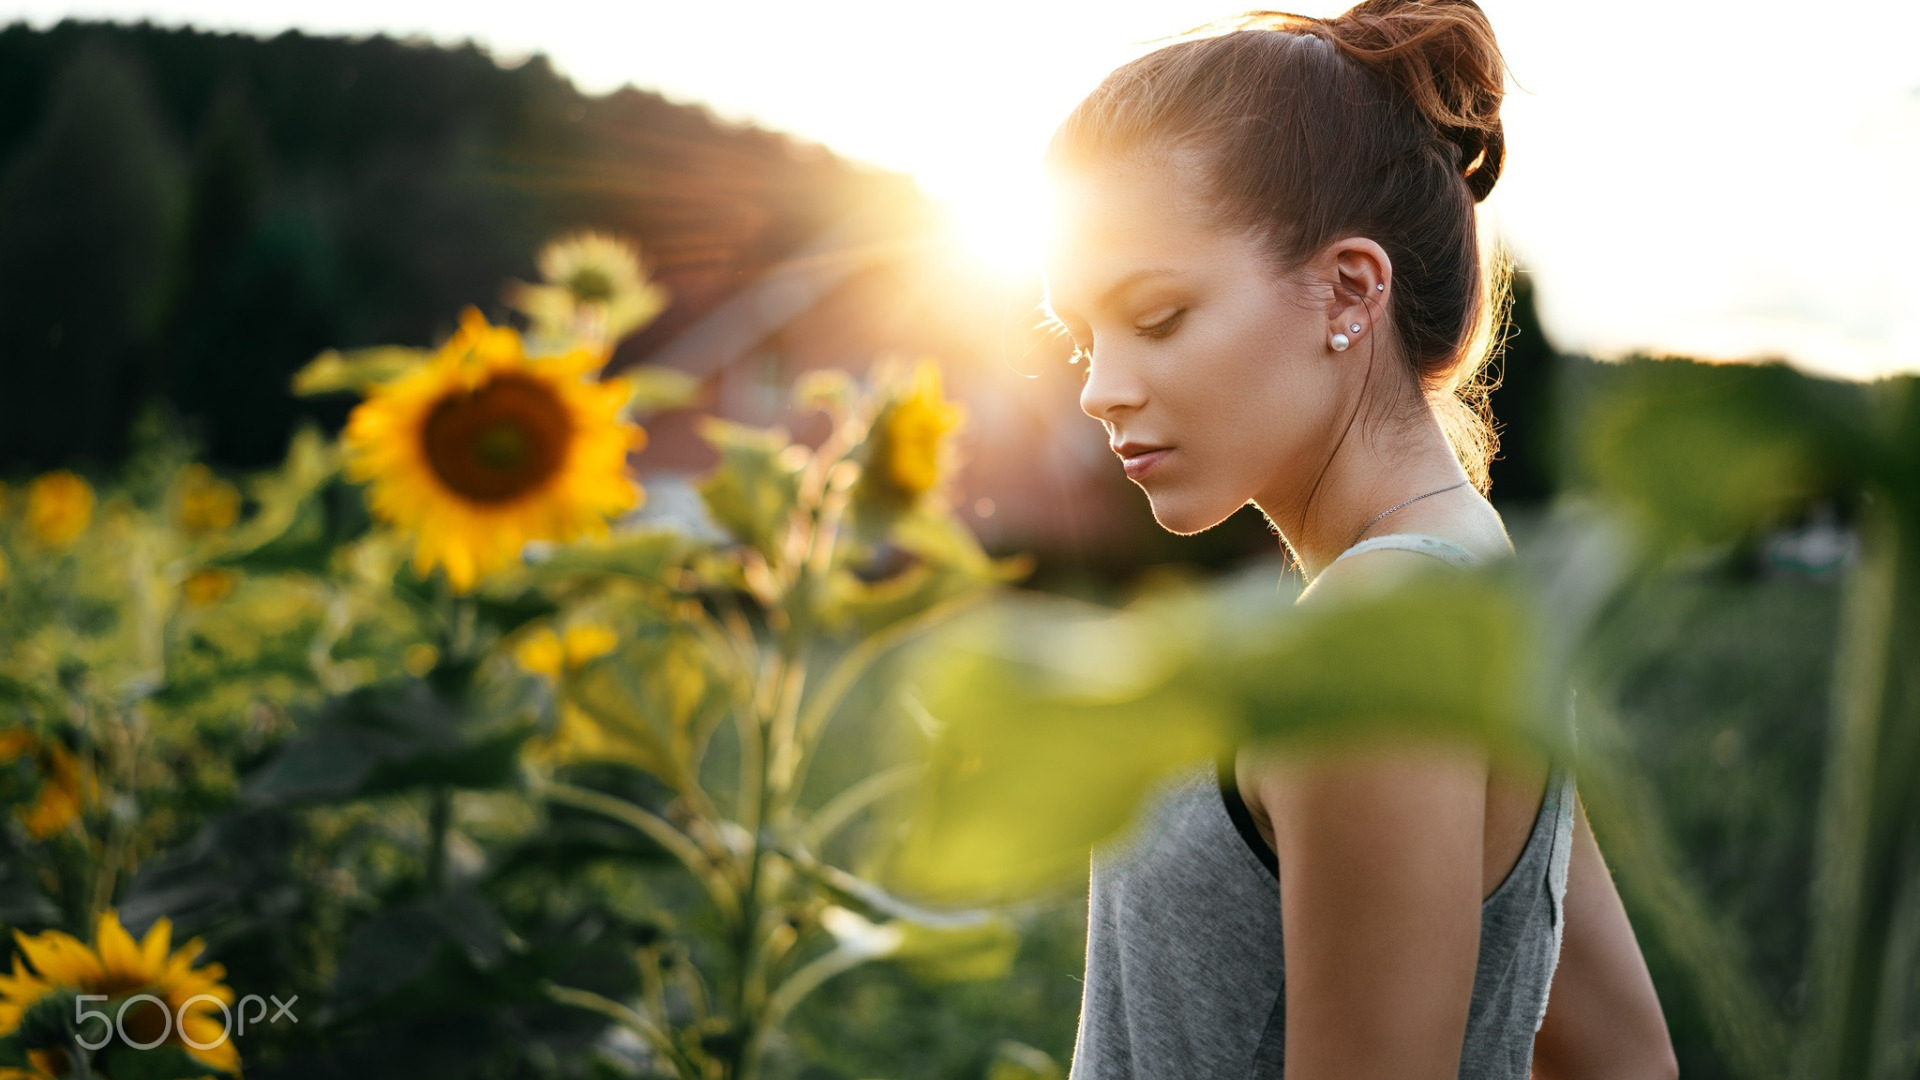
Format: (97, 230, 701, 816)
(1216, 752, 1279, 878)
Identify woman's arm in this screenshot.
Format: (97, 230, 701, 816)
(1531, 795, 1679, 1080)
(1243, 738, 1489, 1080)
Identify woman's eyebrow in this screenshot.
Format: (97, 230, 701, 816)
(1046, 267, 1179, 326)
(1098, 268, 1178, 309)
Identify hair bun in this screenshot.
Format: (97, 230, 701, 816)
(1320, 0, 1508, 202)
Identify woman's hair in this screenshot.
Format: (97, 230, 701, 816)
(1047, 0, 1512, 491)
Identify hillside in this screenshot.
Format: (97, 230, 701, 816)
(0, 21, 925, 469)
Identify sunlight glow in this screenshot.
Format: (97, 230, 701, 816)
(15, 0, 1917, 377)
(937, 173, 1051, 283)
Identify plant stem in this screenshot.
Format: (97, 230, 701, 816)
(543, 781, 740, 921)
(1798, 505, 1920, 1079)
(742, 946, 871, 1070)
(425, 785, 451, 890)
(783, 590, 989, 810)
(543, 981, 702, 1080)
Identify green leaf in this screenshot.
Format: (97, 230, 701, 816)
(885, 595, 1229, 901)
(216, 428, 359, 573)
(695, 419, 803, 561)
(15, 988, 79, 1050)
(623, 366, 701, 413)
(246, 680, 530, 803)
(526, 528, 694, 588)
(987, 1041, 1063, 1080)
(469, 587, 562, 639)
(0, 860, 63, 927)
(554, 629, 717, 788)
(889, 914, 1020, 982)
(292, 345, 428, 396)
(888, 563, 1564, 901)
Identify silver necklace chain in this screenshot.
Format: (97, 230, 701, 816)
(1348, 479, 1471, 550)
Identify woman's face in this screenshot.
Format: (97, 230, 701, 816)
(1042, 155, 1363, 536)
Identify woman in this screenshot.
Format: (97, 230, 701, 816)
(1039, 2, 1677, 1077)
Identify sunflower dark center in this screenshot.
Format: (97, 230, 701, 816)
(117, 994, 171, 1047)
(423, 374, 572, 503)
(566, 268, 615, 304)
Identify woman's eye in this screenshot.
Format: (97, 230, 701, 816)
(1135, 309, 1186, 338)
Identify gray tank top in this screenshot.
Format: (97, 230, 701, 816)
(1069, 534, 1577, 1079)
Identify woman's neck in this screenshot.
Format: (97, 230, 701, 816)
(1254, 401, 1471, 580)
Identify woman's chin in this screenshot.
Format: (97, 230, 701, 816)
(1145, 492, 1240, 537)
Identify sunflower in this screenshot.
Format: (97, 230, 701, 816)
(0, 911, 237, 1075)
(180, 568, 237, 609)
(342, 309, 644, 593)
(878, 362, 965, 499)
(507, 233, 668, 349)
(516, 623, 622, 766)
(514, 623, 619, 679)
(24, 473, 92, 550)
(0, 729, 91, 840)
(173, 465, 241, 537)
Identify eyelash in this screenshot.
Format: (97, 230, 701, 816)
(1064, 309, 1184, 372)
(1135, 308, 1186, 339)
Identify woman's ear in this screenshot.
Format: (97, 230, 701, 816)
(1323, 238, 1392, 346)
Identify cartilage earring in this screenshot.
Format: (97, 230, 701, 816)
(1375, 283, 1385, 291)
(1330, 332, 1351, 352)
(1349, 323, 1362, 334)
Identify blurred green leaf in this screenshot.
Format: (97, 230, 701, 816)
(623, 366, 701, 413)
(217, 428, 361, 574)
(890, 565, 1562, 901)
(558, 630, 718, 789)
(292, 345, 428, 397)
(527, 528, 695, 589)
(889, 915, 1020, 983)
(886, 594, 1228, 901)
(986, 1041, 1063, 1080)
(0, 861, 60, 926)
(696, 419, 803, 562)
(246, 680, 530, 803)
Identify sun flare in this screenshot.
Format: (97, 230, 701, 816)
(937, 175, 1051, 283)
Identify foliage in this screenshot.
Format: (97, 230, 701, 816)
(893, 358, 1920, 1078)
(0, 236, 1026, 1080)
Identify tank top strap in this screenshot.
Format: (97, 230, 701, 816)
(1334, 531, 1481, 569)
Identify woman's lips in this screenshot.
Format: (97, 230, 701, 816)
(1121, 447, 1171, 481)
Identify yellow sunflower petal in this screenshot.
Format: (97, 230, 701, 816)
(0, 956, 53, 1037)
(14, 927, 101, 987)
(138, 916, 174, 975)
(515, 630, 564, 679)
(95, 910, 148, 984)
(343, 311, 642, 593)
(179, 1019, 242, 1072)
(561, 624, 618, 669)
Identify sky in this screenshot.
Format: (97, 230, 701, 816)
(11, 0, 1920, 380)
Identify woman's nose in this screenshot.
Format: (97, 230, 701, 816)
(1078, 351, 1146, 423)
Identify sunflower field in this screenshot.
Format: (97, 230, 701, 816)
(3, 228, 1919, 1080)
(0, 236, 1033, 1080)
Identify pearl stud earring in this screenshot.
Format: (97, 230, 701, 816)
(1349, 323, 1362, 333)
(1330, 332, 1351, 352)
(1376, 283, 1385, 291)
